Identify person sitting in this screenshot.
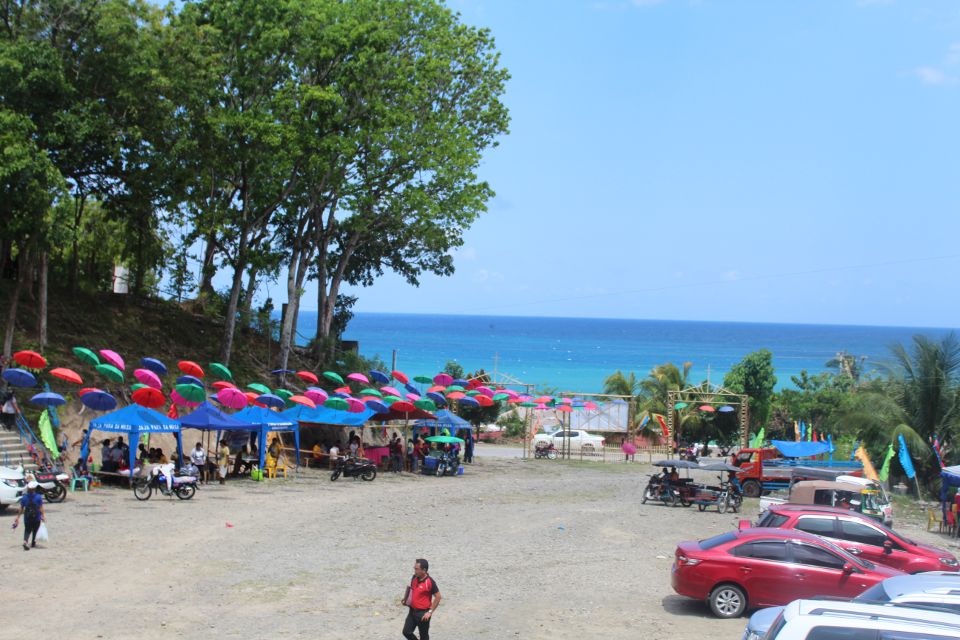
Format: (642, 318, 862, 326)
(668, 467, 680, 483)
(100, 439, 117, 472)
(266, 437, 283, 469)
(312, 442, 325, 467)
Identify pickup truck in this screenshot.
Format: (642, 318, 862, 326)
(733, 444, 862, 498)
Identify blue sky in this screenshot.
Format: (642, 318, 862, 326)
(259, 0, 960, 327)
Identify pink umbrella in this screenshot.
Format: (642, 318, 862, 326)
(584, 402, 598, 410)
(622, 443, 637, 456)
(427, 385, 447, 393)
(304, 388, 328, 404)
(560, 398, 573, 404)
(433, 373, 453, 386)
(699, 405, 716, 412)
(217, 387, 249, 409)
(556, 405, 573, 413)
(380, 385, 402, 397)
(289, 395, 316, 409)
(534, 403, 549, 411)
(346, 397, 367, 413)
(99, 349, 125, 371)
(134, 368, 162, 390)
(446, 391, 465, 400)
(405, 393, 421, 401)
(475, 386, 494, 398)
(347, 372, 369, 384)
(171, 389, 201, 408)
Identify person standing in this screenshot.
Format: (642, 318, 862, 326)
(402, 558, 441, 640)
(1, 387, 19, 431)
(217, 439, 230, 485)
(13, 481, 45, 551)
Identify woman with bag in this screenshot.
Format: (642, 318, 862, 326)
(13, 480, 45, 550)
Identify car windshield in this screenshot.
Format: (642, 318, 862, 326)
(698, 531, 738, 550)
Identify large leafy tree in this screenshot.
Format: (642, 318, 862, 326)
(723, 349, 777, 432)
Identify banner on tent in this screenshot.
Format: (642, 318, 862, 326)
(90, 423, 179, 433)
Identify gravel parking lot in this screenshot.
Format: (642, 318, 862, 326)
(3, 456, 956, 639)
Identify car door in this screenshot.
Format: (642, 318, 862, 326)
(729, 539, 795, 607)
(554, 431, 579, 447)
(787, 541, 872, 599)
(834, 518, 906, 570)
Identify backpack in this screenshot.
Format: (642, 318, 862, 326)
(23, 495, 40, 520)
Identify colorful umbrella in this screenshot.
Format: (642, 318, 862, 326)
(72, 347, 100, 367)
(391, 370, 409, 384)
(365, 399, 390, 413)
(99, 349, 125, 371)
(381, 395, 402, 404)
(519, 401, 537, 408)
(244, 391, 264, 407)
(405, 393, 421, 401)
(296, 370, 319, 384)
(452, 378, 469, 387)
(718, 405, 735, 413)
(433, 373, 453, 386)
(476, 395, 494, 407)
(674, 402, 688, 410)
(458, 396, 480, 408)
(492, 393, 509, 401)
(369, 370, 390, 384)
(699, 405, 716, 412)
(140, 357, 167, 376)
(556, 405, 573, 413)
(464, 390, 479, 397)
(170, 389, 200, 408)
(271, 369, 296, 376)
(178, 360, 205, 378)
(380, 385, 402, 397)
(81, 390, 117, 411)
(322, 371, 344, 385)
(246, 383, 271, 395)
(14, 350, 47, 370)
(304, 388, 329, 404)
(131, 383, 148, 392)
(446, 385, 465, 393)
(78, 387, 100, 396)
(414, 399, 437, 412)
(359, 388, 382, 398)
(134, 368, 162, 390)
(211, 380, 237, 391)
(49, 367, 82, 385)
(176, 375, 204, 388)
(132, 387, 166, 409)
(324, 397, 349, 411)
(30, 392, 65, 407)
(289, 395, 316, 409)
(425, 435, 464, 444)
(347, 372, 369, 384)
(209, 362, 233, 381)
(217, 387, 249, 409)
(175, 383, 206, 403)
(256, 393, 285, 409)
(346, 397, 366, 413)
(273, 389, 294, 401)
(427, 385, 447, 393)
(413, 375, 433, 384)
(391, 400, 416, 413)
(426, 392, 447, 405)
(94, 363, 124, 383)
(475, 386, 494, 397)
(446, 391, 466, 400)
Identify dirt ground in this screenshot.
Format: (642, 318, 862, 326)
(2, 453, 957, 640)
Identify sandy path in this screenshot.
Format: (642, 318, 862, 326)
(2, 459, 955, 640)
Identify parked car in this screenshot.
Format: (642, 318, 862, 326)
(0, 465, 26, 512)
(532, 430, 605, 453)
(742, 606, 785, 640)
(763, 598, 960, 640)
(671, 527, 902, 618)
(755, 504, 959, 573)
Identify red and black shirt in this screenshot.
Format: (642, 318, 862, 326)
(408, 574, 439, 610)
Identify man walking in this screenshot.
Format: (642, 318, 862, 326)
(402, 558, 441, 640)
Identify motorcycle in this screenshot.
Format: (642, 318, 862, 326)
(18, 460, 68, 503)
(330, 456, 377, 482)
(435, 452, 460, 477)
(640, 474, 685, 507)
(133, 469, 197, 500)
(534, 442, 558, 460)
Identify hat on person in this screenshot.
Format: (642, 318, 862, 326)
(27, 480, 38, 489)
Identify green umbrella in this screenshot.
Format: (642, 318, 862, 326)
(73, 347, 100, 367)
(274, 389, 294, 401)
(247, 383, 271, 395)
(493, 393, 509, 401)
(414, 398, 437, 412)
(520, 401, 537, 407)
(209, 362, 233, 381)
(131, 383, 148, 392)
(381, 395, 402, 404)
(446, 384, 465, 392)
(95, 363, 124, 383)
(413, 375, 433, 384)
(465, 390, 480, 397)
(425, 435, 464, 444)
(674, 402, 688, 410)
(322, 371, 344, 385)
(360, 388, 383, 398)
(324, 397, 349, 411)
(176, 383, 206, 403)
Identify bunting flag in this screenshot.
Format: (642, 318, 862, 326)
(850, 439, 860, 461)
(168, 403, 178, 419)
(749, 427, 766, 448)
(794, 420, 800, 442)
(827, 433, 835, 454)
(800, 420, 806, 441)
(38, 409, 60, 460)
(655, 414, 669, 438)
(878, 443, 895, 482)
(897, 434, 916, 479)
(854, 445, 879, 481)
(932, 435, 945, 469)
(638, 414, 650, 431)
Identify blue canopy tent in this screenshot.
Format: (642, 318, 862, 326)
(178, 401, 258, 472)
(414, 409, 470, 431)
(770, 440, 832, 458)
(85, 404, 183, 473)
(281, 404, 374, 426)
(232, 405, 299, 469)
(940, 465, 960, 515)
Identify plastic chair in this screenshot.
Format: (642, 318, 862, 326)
(264, 457, 287, 478)
(929, 507, 942, 532)
(71, 475, 90, 492)
(947, 510, 957, 536)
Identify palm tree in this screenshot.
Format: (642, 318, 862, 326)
(638, 361, 693, 415)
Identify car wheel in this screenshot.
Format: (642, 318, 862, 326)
(741, 480, 761, 498)
(718, 492, 729, 514)
(709, 584, 746, 618)
(642, 483, 652, 504)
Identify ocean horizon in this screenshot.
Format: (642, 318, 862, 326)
(289, 311, 958, 394)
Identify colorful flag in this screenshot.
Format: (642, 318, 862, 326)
(750, 427, 766, 448)
(879, 443, 895, 482)
(168, 403, 178, 419)
(827, 433, 834, 454)
(898, 434, 916, 479)
(800, 420, 806, 441)
(655, 414, 669, 438)
(38, 409, 60, 460)
(932, 435, 945, 469)
(638, 414, 650, 430)
(854, 445, 879, 481)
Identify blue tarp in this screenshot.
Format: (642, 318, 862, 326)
(86, 404, 183, 471)
(771, 440, 831, 458)
(179, 401, 252, 430)
(232, 406, 300, 469)
(281, 404, 373, 426)
(414, 409, 471, 430)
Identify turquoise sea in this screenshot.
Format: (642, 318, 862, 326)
(292, 312, 958, 393)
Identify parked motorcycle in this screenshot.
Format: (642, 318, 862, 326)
(330, 456, 377, 481)
(640, 474, 684, 507)
(435, 452, 460, 477)
(534, 442, 558, 460)
(18, 461, 68, 503)
(133, 469, 197, 500)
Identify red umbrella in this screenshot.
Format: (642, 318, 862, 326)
(446, 391, 466, 400)
(476, 395, 494, 407)
(78, 387, 101, 396)
(289, 395, 316, 409)
(534, 396, 553, 404)
(217, 387, 249, 409)
(427, 385, 447, 393)
(466, 379, 480, 390)
(391, 400, 416, 413)
(244, 391, 266, 408)
(99, 349, 125, 371)
(132, 387, 166, 409)
(212, 380, 237, 391)
(334, 386, 352, 395)
(134, 368, 163, 390)
(296, 371, 319, 384)
(49, 367, 82, 385)
(556, 405, 573, 413)
(391, 370, 409, 384)
(178, 360, 205, 378)
(13, 350, 47, 370)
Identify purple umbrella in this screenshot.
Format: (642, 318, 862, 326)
(458, 396, 480, 408)
(30, 392, 66, 407)
(369, 370, 390, 384)
(256, 393, 285, 409)
(176, 375, 204, 388)
(365, 399, 390, 414)
(140, 357, 168, 376)
(426, 392, 447, 406)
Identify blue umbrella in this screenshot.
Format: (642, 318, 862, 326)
(30, 391, 66, 407)
(256, 393, 285, 409)
(271, 369, 295, 376)
(140, 357, 168, 376)
(365, 399, 390, 414)
(452, 378, 469, 387)
(426, 392, 447, 406)
(2, 368, 37, 388)
(176, 375, 204, 388)
(332, 391, 353, 399)
(369, 370, 390, 384)
(404, 383, 419, 395)
(718, 405, 735, 413)
(458, 396, 480, 408)
(81, 390, 117, 411)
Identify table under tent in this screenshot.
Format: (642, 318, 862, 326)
(83, 404, 184, 477)
(232, 405, 299, 470)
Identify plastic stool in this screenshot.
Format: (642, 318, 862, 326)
(71, 476, 90, 491)
(265, 464, 287, 479)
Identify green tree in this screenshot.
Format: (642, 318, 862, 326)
(443, 361, 465, 380)
(723, 349, 777, 432)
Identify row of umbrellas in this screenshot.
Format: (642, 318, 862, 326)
(673, 402, 737, 413)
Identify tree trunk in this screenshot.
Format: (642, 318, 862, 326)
(3, 244, 31, 360)
(0, 238, 9, 279)
(218, 234, 248, 366)
(69, 191, 85, 294)
(278, 245, 311, 370)
(37, 251, 48, 352)
(199, 228, 218, 296)
(241, 265, 259, 315)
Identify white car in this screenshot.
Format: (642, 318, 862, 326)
(765, 598, 960, 639)
(0, 465, 26, 512)
(533, 430, 605, 453)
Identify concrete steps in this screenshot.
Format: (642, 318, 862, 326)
(0, 430, 38, 472)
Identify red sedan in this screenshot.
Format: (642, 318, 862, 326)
(671, 528, 903, 618)
(755, 504, 959, 574)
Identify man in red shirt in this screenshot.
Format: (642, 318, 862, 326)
(402, 558, 441, 640)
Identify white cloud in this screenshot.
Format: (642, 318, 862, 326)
(915, 66, 950, 85)
(721, 270, 740, 282)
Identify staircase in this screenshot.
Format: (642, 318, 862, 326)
(0, 428, 35, 472)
